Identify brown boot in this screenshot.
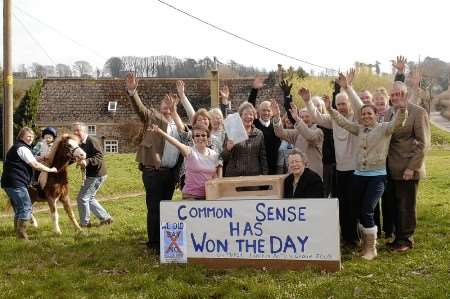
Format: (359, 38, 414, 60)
(361, 225, 377, 261)
(14, 218, 18, 231)
(16, 219, 29, 240)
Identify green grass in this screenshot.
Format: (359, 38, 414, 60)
(0, 129, 449, 298)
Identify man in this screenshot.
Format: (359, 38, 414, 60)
(125, 73, 182, 252)
(359, 90, 373, 105)
(385, 81, 430, 252)
(72, 122, 113, 227)
(303, 87, 360, 247)
(247, 75, 281, 175)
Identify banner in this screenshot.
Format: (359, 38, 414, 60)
(160, 199, 340, 262)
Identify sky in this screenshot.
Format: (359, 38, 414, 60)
(1, 0, 449, 74)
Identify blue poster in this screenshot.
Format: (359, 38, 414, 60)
(160, 222, 187, 263)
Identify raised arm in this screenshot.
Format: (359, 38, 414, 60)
(166, 94, 187, 134)
(219, 85, 232, 117)
(392, 55, 407, 82)
(279, 80, 296, 124)
(323, 96, 359, 135)
(176, 80, 195, 121)
(151, 124, 190, 157)
(126, 72, 164, 125)
(248, 75, 264, 107)
(300, 87, 333, 129)
(290, 103, 324, 143)
(271, 99, 297, 144)
(336, 69, 363, 115)
(383, 105, 408, 135)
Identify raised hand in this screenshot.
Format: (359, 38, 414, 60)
(336, 72, 349, 89)
(391, 56, 407, 74)
(298, 87, 311, 103)
(219, 85, 230, 104)
(289, 102, 301, 122)
(279, 79, 293, 97)
(253, 75, 265, 89)
(164, 94, 179, 113)
(176, 80, 185, 98)
(270, 99, 281, 118)
(125, 72, 138, 92)
(346, 68, 356, 86)
(322, 95, 331, 109)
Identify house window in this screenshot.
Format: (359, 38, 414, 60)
(104, 140, 118, 153)
(108, 101, 117, 112)
(87, 125, 96, 135)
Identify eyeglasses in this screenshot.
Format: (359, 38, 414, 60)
(194, 134, 208, 138)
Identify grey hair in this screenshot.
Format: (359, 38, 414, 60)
(71, 122, 88, 133)
(238, 101, 257, 117)
(393, 81, 408, 93)
(288, 148, 308, 165)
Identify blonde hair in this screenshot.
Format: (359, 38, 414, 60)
(17, 127, 35, 140)
(192, 108, 212, 131)
(209, 107, 223, 119)
(374, 87, 389, 100)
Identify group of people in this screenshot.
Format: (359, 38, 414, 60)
(126, 56, 430, 261)
(1, 56, 430, 262)
(1, 123, 113, 239)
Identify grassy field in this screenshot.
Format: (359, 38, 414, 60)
(0, 128, 449, 298)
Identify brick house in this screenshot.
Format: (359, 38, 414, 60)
(36, 76, 283, 153)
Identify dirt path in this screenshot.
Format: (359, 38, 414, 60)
(0, 192, 144, 218)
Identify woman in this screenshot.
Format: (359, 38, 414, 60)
(1, 127, 57, 239)
(276, 115, 294, 174)
(272, 100, 324, 178)
(152, 124, 221, 200)
(373, 87, 390, 122)
(222, 102, 268, 177)
(283, 149, 324, 198)
(209, 107, 226, 155)
(323, 95, 407, 260)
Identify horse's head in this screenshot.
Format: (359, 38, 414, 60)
(48, 134, 86, 169)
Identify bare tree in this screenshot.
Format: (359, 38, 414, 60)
(31, 62, 46, 78)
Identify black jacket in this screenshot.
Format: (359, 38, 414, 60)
(80, 136, 107, 177)
(1, 141, 34, 188)
(283, 168, 324, 198)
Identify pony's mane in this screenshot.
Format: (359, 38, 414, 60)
(45, 133, 79, 165)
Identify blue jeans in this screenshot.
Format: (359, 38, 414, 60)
(352, 175, 386, 228)
(77, 176, 110, 225)
(3, 187, 32, 220)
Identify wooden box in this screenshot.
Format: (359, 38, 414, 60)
(205, 175, 286, 200)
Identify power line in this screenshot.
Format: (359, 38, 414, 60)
(14, 5, 107, 61)
(13, 12, 57, 65)
(157, 0, 336, 72)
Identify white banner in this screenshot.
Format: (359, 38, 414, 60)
(160, 199, 340, 261)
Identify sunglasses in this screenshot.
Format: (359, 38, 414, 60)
(194, 134, 208, 138)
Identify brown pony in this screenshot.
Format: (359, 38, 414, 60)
(28, 134, 86, 234)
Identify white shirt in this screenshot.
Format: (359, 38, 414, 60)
(160, 120, 180, 168)
(17, 146, 37, 165)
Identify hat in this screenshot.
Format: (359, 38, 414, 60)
(41, 127, 57, 138)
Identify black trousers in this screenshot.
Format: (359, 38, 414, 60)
(388, 179, 419, 245)
(380, 178, 395, 236)
(336, 170, 359, 244)
(142, 168, 176, 249)
(323, 163, 337, 198)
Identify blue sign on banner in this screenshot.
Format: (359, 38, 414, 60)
(160, 222, 187, 263)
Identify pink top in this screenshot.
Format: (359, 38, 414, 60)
(182, 147, 220, 198)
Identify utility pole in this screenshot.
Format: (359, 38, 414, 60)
(3, 0, 13, 159)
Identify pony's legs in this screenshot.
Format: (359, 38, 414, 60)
(48, 199, 61, 235)
(62, 197, 82, 231)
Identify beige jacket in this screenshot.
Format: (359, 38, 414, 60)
(128, 92, 168, 168)
(385, 103, 430, 180)
(273, 117, 324, 178)
(328, 107, 407, 172)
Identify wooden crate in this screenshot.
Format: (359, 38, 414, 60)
(205, 175, 286, 200)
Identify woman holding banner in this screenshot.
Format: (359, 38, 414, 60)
(222, 102, 268, 177)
